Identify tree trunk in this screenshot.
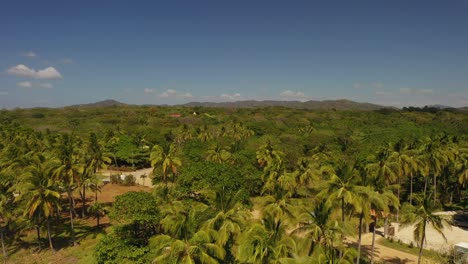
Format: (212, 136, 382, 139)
(370, 217, 377, 264)
(68, 190, 77, 246)
(397, 177, 401, 223)
(82, 186, 86, 218)
(36, 226, 41, 248)
(95, 188, 98, 202)
(418, 222, 426, 264)
(1, 230, 7, 259)
(340, 197, 345, 258)
(356, 212, 364, 264)
(424, 176, 428, 194)
(47, 219, 55, 252)
(384, 217, 388, 238)
(410, 173, 413, 205)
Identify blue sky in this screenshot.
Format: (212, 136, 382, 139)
(1, 0, 468, 108)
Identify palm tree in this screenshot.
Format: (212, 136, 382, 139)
(206, 144, 232, 164)
(20, 154, 61, 252)
(203, 189, 249, 252)
(256, 141, 284, 194)
(198, 125, 213, 142)
(293, 199, 348, 259)
(54, 133, 83, 246)
(151, 230, 225, 264)
(419, 136, 453, 202)
(152, 201, 225, 263)
(237, 214, 297, 264)
(87, 202, 108, 228)
(150, 144, 182, 186)
(0, 195, 10, 259)
(400, 193, 447, 264)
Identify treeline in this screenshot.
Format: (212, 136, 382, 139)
(0, 107, 467, 263)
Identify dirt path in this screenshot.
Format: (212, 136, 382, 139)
(359, 233, 420, 264)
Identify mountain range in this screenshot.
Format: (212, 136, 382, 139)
(66, 99, 468, 112)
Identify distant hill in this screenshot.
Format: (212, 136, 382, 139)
(66, 99, 126, 108)
(183, 99, 388, 111)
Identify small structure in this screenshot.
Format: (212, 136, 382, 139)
(454, 242, 468, 264)
(169, 113, 181, 118)
(102, 177, 111, 185)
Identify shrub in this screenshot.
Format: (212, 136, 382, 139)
(123, 174, 136, 186)
(94, 233, 150, 264)
(110, 174, 122, 184)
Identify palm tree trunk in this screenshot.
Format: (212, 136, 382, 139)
(384, 217, 388, 238)
(36, 226, 41, 248)
(340, 197, 345, 258)
(1, 230, 7, 259)
(418, 222, 426, 264)
(370, 217, 377, 264)
(356, 211, 363, 264)
(68, 190, 77, 246)
(410, 173, 413, 205)
(424, 176, 428, 193)
(82, 186, 86, 218)
(47, 219, 55, 252)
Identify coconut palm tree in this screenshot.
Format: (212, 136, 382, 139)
(150, 144, 182, 186)
(400, 193, 446, 264)
(419, 136, 453, 202)
(205, 144, 232, 164)
(237, 214, 297, 264)
(87, 202, 108, 228)
(53, 133, 83, 246)
(292, 199, 347, 258)
(20, 154, 61, 252)
(152, 201, 225, 263)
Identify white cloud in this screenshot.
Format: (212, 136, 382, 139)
(220, 93, 243, 101)
(352, 83, 363, 89)
(159, 89, 193, 98)
(17, 81, 32, 88)
(374, 91, 389, 96)
(6, 64, 62, 79)
(144, 88, 155, 93)
(279, 90, 307, 101)
(371, 82, 384, 89)
(38, 83, 53, 89)
(16, 81, 53, 89)
(60, 58, 73, 64)
(21, 51, 37, 58)
(416, 89, 434, 94)
(399, 87, 412, 93)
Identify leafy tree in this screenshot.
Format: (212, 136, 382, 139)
(400, 193, 447, 264)
(19, 154, 61, 251)
(150, 144, 182, 186)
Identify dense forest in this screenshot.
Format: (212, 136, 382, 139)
(0, 105, 467, 263)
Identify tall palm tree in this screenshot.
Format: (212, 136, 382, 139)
(237, 214, 297, 264)
(152, 201, 225, 263)
(293, 199, 348, 259)
(150, 144, 182, 186)
(54, 133, 83, 246)
(20, 154, 61, 251)
(401, 193, 446, 264)
(205, 144, 232, 164)
(419, 136, 453, 202)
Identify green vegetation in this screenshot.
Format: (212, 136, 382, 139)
(379, 238, 448, 263)
(0, 105, 467, 263)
